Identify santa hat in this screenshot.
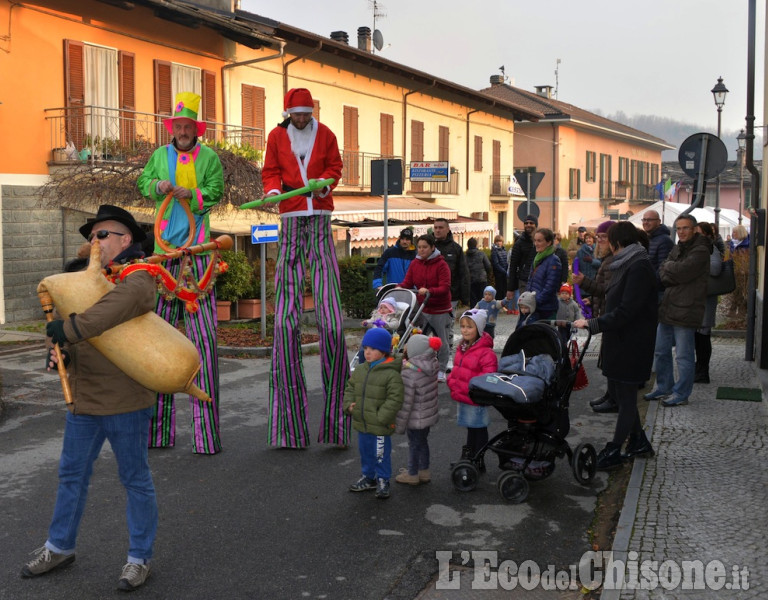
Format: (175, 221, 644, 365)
(559, 284, 572, 295)
(163, 92, 207, 137)
(282, 88, 314, 119)
(405, 334, 441, 359)
(460, 308, 488, 334)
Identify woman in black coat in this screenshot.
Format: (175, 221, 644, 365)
(574, 222, 658, 470)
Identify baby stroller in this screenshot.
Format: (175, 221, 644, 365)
(350, 283, 430, 371)
(451, 321, 596, 503)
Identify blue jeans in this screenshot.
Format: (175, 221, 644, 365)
(46, 408, 157, 563)
(653, 323, 695, 402)
(358, 432, 392, 481)
(406, 427, 431, 475)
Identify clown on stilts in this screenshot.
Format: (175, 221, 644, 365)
(260, 88, 350, 448)
(137, 92, 225, 455)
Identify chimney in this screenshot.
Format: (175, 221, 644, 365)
(489, 75, 505, 86)
(330, 30, 349, 44)
(357, 26, 371, 52)
(534, 85, 554, 98)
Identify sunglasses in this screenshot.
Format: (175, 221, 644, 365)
(88, 229, 126, 242)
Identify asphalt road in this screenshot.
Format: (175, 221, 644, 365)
(0, 338, 611, 600)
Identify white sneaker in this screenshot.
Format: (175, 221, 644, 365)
(117, 562, 151, 591)
(446, 358, 454, 371)
(437, 371, 446, 383)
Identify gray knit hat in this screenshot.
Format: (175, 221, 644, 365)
(460, 308, 488, 334)
(405, 334, 441, 358)
(518, 291, 537, 312)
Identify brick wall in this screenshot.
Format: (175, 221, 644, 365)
(1, 185, 87, 323)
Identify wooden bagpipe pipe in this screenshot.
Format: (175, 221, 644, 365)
(38, 200, 233, 405)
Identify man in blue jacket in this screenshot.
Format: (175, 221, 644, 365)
(372, 228, 415, 289)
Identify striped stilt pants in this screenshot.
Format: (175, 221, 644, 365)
(268, 215, 350, 447)
(149, 254, 221, 454)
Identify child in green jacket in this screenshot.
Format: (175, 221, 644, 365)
(344, 328, 404, 499)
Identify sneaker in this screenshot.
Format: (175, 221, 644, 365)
(418, 469, 431, 483)
(21, 546, 75, 578)
(643, 389, 671, 401)
(117, 562, 151, 591)
(348, 476, 376, 492)
(437, 371, 446, 383)
(662, 396, 689, 407)
(446, 357, 454, 371)
(395, 468, 420, 485)
(375, 478, 391, 499)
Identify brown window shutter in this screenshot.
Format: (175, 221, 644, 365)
(439, 126, 449, 162)
(474, 136, 483, 171)
(154, 60, 172, 145)
(380, 113, 393, 157)
(492, 140, 501, 194)
(154, 60, 172, 115)
(242, 84, 265, 149)
(63, 39, 85, 149)
(313, 99, 320, 122)
(202, 69, 216, 122)
(118, 50, 136, 144)
(343, 106, 359, 185)
(410, 120, 424, 192)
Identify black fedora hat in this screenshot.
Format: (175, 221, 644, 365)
(79, 205, 147, 243)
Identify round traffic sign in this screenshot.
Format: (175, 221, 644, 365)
(678, 133, 728, 180)
(517, 201, 540, 222)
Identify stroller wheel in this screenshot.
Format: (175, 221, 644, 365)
(497, 472, 529, 504)
(571, 442, 597, 484)
(451, 461, 479, 492)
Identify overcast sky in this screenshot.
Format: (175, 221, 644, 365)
(244, 0, 764, 144)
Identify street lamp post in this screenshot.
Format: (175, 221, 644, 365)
(711, 76, 729, 229)
(737, 128, 747, 225)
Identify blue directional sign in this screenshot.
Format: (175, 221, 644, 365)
(251, 224, 279, 244)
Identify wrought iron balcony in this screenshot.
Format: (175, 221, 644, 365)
(600, 180, 657, 204)
(490, 175, 512, 197)
(45, 105, 263, 164)
(339, 151, 404, 191)
(407, 172, 459, 195)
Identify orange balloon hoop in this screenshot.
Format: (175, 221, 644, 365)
(154, 192, 196, 253)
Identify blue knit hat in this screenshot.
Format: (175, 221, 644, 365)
(484, 285, 496, 296)
(362, 327, 392, 354)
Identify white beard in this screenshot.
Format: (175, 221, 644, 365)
(287, 118, 315, 161)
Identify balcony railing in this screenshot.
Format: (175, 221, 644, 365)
(407, 172, 459, 195)
(490, 175, 511, 196)
(600, 180, 658, 203)
(45, 105, 264, 164)
(339, 151, 404, 191)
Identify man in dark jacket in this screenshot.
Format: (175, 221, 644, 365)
(24, 205, 157, 591)
(372, 228, 415, 289)
(642, 210, 674, 296)
(645, 214, 710, 408)
(432, 218, 469, 358)
(506, 215, 537, 302)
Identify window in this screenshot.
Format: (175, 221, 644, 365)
(492, 140, 501, 194)
(313, 99, 321, 122)
(64, 40, 134, 150)
(569, 168, 581, 199)
(410, 120, 424, 191)
(473, 135, 483, 171)
(599, 153, 612, 197)
(618, 157, 629, 183)
(343, 106, 360, 185)
(380, 113, 394, 157)
(241, 84, 265, 149)
(439, 126, 450, 162)
(586, 150, 596, 182)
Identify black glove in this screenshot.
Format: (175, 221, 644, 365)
(46, 319, 68, 346)
(45, 347, 70, 370)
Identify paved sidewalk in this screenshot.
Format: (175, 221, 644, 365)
(604, 337, 767, 599)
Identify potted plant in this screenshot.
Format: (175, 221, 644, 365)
(238, 258, 277, 319)
(215, 250, 254, 321)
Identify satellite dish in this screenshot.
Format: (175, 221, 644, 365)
(373, 29, 384, 51)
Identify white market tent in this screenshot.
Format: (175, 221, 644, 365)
(627, 201, 749, 240)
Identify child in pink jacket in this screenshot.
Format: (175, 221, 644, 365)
(446, 309, 498, 471)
